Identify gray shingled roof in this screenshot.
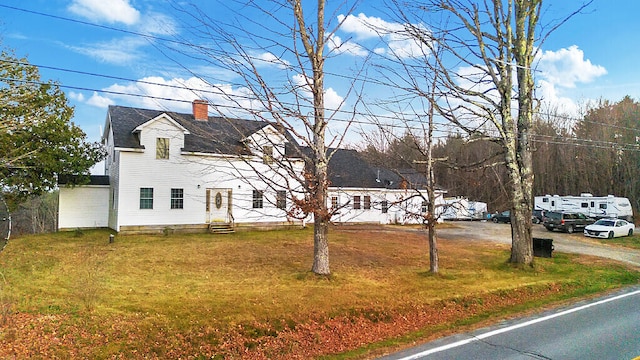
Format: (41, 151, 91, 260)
(107, 106, 427, 190)
(108, 105, 276, 156)
(303, 148, 427, 190)
(58, 175, 109, 186)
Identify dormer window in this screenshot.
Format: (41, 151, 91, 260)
(156, 138, 170, 159)
(263, 145, 273, 164)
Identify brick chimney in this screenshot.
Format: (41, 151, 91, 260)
(192, 99, 209, 121)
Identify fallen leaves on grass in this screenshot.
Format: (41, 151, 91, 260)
(0, 283, 568, 359)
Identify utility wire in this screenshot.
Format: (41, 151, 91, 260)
(4, 57, 640, 138)
(3, 5, 640, 148)
(4, 75, 640, 152)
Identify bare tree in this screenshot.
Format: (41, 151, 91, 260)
(162, 0, 364, 275)
(383, 0, 590, 265)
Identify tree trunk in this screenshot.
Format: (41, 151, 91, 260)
(427, 219, 438, 273)
(312, 217, 330, 275)
(509, 0, 538, 266)
(293, 0, 331, 275)
(311, 141, 330, 275)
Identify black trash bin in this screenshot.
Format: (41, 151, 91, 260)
(533, 238, 554, 258)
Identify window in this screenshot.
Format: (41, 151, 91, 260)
(421, 201, 428, 213)
(353, 195, 361, 210)
(581, 202, 588, 208)
(363, 196, 371, 210)
(156, 138, 170, 159)
(140, 188, 153, 209)
(331, 196, 338, 209)
(171, 188, 184, 209)
(276, 190, 287, 209)
(381, 200, 389, 214)
(253, 190, 264, 208)
(542, 198, 549, 203)
(262, 145, 273, 164)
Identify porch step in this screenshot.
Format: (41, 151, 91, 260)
(208, 223, 235, 234)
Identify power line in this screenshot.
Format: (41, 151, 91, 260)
(5, 56, 640, 139)
(0, 4, 190, 46)
(4, 74, 640, 152)
(5, 3, 639, 135)
(4, 5, 640, 148)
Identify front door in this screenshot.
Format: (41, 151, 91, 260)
(206, 188, 232, 223)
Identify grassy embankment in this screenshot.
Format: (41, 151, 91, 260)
(598, 233, 640, 250)
(0, 226, 638, 359)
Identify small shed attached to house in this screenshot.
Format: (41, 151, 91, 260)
(58, 175, 110, 230)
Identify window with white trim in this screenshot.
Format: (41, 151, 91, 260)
(253, 190, 264, 209)
(156, 138, 170, 159)
(263, 145, 273, 164)
(381, 200, 389, 214)
(140, 188, 153, 209)
(276, 190, 287, 209)
(353, 195, 361, 210)
(171, 188, 184, 209)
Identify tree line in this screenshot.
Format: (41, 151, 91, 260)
(360, 96, 640, 219)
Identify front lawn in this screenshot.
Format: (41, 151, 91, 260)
(0, 227, 638, 359)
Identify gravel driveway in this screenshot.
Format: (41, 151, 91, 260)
(437, 221, 640, 267)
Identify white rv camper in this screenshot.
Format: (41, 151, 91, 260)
(534, 194, 633, 221)
(441, 197, 488, 220)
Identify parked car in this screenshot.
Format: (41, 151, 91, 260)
(584, 219, 635, 239)
(543, 211, 595, 233)
(491, 210, 511, 223)
(532, 209, 544, 224)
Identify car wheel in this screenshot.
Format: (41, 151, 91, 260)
(628, 229, 633, 236)
(566, 225, 574, 234)
(545, 226, 553, 232)
(493, 217, 498, 223)
(608, 231, 614, 239)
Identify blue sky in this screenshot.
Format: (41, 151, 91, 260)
(1, 0, 638, 152)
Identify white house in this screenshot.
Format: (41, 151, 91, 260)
(58, 101, 445, 233)
(59, 100, 306, 233)
(324, 149, 446, 225)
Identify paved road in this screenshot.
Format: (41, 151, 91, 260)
(379, 286, 640, 359)
(377, 222, 640, 360)
(437, 221, 640, 267)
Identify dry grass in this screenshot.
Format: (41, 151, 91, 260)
(0, 226, 638, 358)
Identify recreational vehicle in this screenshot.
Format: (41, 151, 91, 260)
(441, 197, 488, 220)
(534, 194, 633, 222)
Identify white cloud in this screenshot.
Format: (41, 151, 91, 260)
(69, 37, 146, 65)
(536, 79, 580, 115)
(255, 52, 291, 69)
(532, 46, 607, 116)
(328, 35, 368, 57)
(451, 45, 607, 121)
(97, 76, 263, 117)
(338, 13, 401, 40)
(324, 87, 344, 113)
(86, 92, 115, 108)
(68, 2, 179, 64)
(138, 12, 178, 36)
(68, 91, 85, 102)
(292, 73, 344, 112)
(537, 45, 607, 88)
(68, 0, 140, 25)
(334, 13, 430, 59)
